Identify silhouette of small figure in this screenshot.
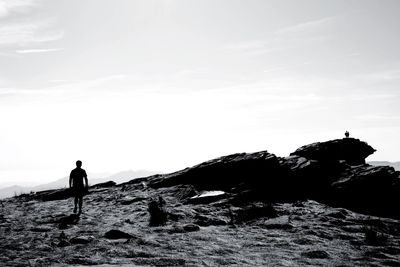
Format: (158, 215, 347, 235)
(69, 160, 88, 215)
(345, 131, 350, 138)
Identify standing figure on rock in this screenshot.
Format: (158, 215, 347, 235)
(69, 160, 88, 215)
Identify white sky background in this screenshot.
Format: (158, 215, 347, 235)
(1, 0, 400, 187)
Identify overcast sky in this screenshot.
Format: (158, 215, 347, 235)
(1, 0, 399, 187)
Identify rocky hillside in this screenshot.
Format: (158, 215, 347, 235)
(1, 138, 399, 266)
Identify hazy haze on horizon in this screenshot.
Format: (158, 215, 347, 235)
(1, 0, 400, 187)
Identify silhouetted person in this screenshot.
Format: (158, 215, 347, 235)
(69, 160, 88, 215)
(345, 131, 350, 138)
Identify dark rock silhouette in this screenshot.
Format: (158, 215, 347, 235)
(104, 229, 133, 239)
(290, 138, 375, 165)
(331, 164, 400, 218)
(145, 138, 400, 219)
(70, 235, 94, 244)
(149, 151, 281, 191)
(91, 181, 116, 189)
(183, 223, 201, 232)
(34, 188, 73, 201)
(58, 214, 80, 229)
(148, 196, 168, 226)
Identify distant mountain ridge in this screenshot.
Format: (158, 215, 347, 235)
(0, 170, 157, 199)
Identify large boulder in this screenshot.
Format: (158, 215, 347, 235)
(291, 138, 376, 165)
(330, 165, 400, 218)
(278, 155, 347, 200)
(149, 151, 282, 191)
(34, 188, 73, 201)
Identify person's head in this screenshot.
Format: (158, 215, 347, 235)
(76, 160, 82, 168)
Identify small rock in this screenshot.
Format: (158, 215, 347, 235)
(30, 226, 52, 232)
(104, 229, 133, 239)
(148, 196, 168, 226)
(70, 235, 94, 244)
(183, 224, 200, 232)
(58, 214, 80, 229)
(263, 216, 293, 230)
(301, 250, 330, 259)
(57, 240, 71, 247)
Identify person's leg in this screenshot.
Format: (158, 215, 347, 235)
(78, 196, 83, 215)
(74, 196, 78, 213)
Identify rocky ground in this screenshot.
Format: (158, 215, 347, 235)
(1, 137, 400, 266)
(1, 182, 400, 266)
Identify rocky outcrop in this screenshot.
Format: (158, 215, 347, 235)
(149, 151, 281, 191)
(26, 137, 400, 219)
(330, 165, 400, 218)
(104, 229, 133, 239)
(147, 138, 400, 218)
(290, 138, 376, 165)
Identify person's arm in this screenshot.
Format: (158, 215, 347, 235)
(84, 171, 88, 188)
(69, 171, 73, 188)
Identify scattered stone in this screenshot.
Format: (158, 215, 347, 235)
(30, 226, 52, 232)
(58, 214, 80, 229)
(70, 235, 94, 244)
(183, 224, 200, 232)
(301, 250, 330, 259)
(104, 229, 133, 239)
(57, 240, 71, 247)
(148, 196, 168, 226)
(262, 216, 293, 230)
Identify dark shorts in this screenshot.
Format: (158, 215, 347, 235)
(71, 186, 87, 197)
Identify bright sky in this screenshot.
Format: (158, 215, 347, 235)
(1, 0, 399, 187)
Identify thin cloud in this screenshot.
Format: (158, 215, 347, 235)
(221, 16, 335, 57)
(362, 69, 400, 82)
(0, 74, 128, 99)
(275, 16, 335, 35)
(0, 19, 63, 47)
(0, 0, 36, 18)
(16, 47, 63, 54)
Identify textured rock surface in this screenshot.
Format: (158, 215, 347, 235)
(291, 138, 376, 165)
(1, 189, 399, 266)
(331, 165, 400, 218)
(149, 151, 281, 191)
